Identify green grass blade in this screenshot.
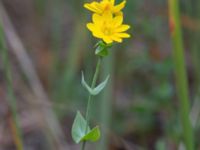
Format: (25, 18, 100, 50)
(168, 0, 194, 149)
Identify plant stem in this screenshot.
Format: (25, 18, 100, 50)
(0, 23, 24, 150)
(168, 0, 194, 150)
(81, 57, 102, 150)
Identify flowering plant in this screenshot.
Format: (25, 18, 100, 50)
(71, 0, 130, 149)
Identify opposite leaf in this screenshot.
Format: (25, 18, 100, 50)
(95, 41, 113, 57)
(92, 75, 110, 95)
(81, 126, 101, 142)
(95, 45, 109, 57)
(81, 72, 110, 96)
(81, 72, 95, 95)
(71, 111, 90, 143)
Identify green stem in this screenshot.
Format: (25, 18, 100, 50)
(168, 0, 194, 150)
(0, 23, 24, 150)
(81, 57, 102, 150)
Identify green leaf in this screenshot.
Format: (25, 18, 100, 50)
(81, 72, 110, 95)
(81, 126, 101, 142)
(95, 45, 109, 57)
(95, 41, 103, 47)
(71, 112, 101, 143)
(95, 41, 112, 57)
(92, 75, 110, 95)
(81, 72, 94, 95)
(71, 111, 90, 143)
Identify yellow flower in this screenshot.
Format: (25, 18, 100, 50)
(87, 13, 130, 44)
(84, 0, 126, 15)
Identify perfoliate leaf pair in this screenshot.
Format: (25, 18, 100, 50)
(81, 72, 110, 96)
(71, 111, 100, 143)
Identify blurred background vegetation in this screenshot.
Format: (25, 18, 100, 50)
(0, 0, 200, 149)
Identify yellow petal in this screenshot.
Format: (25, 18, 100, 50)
(115, 11, 123, 16)
(92, 13, 102, 25)
(111, 36, 122, 43)
(93, 33, 102, 38)
(84, 3, 96, 12)
(94, 2, 104, 13)
(102, 12, 113, 22)
(115, 25, 130, 32)
(103, 36, 113, 44)
(93, 29, 103, 38)
(110, 0, 115, 5)
(86, 23, 95, 31)
(116, 33, 131, 38)
(84, 2, 102, 14)
(113, 15, 123, 27)
(113, 0, 126, 13)
(87, 23, 103, 38)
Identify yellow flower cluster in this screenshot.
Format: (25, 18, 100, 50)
(84, 0, 130, 44)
